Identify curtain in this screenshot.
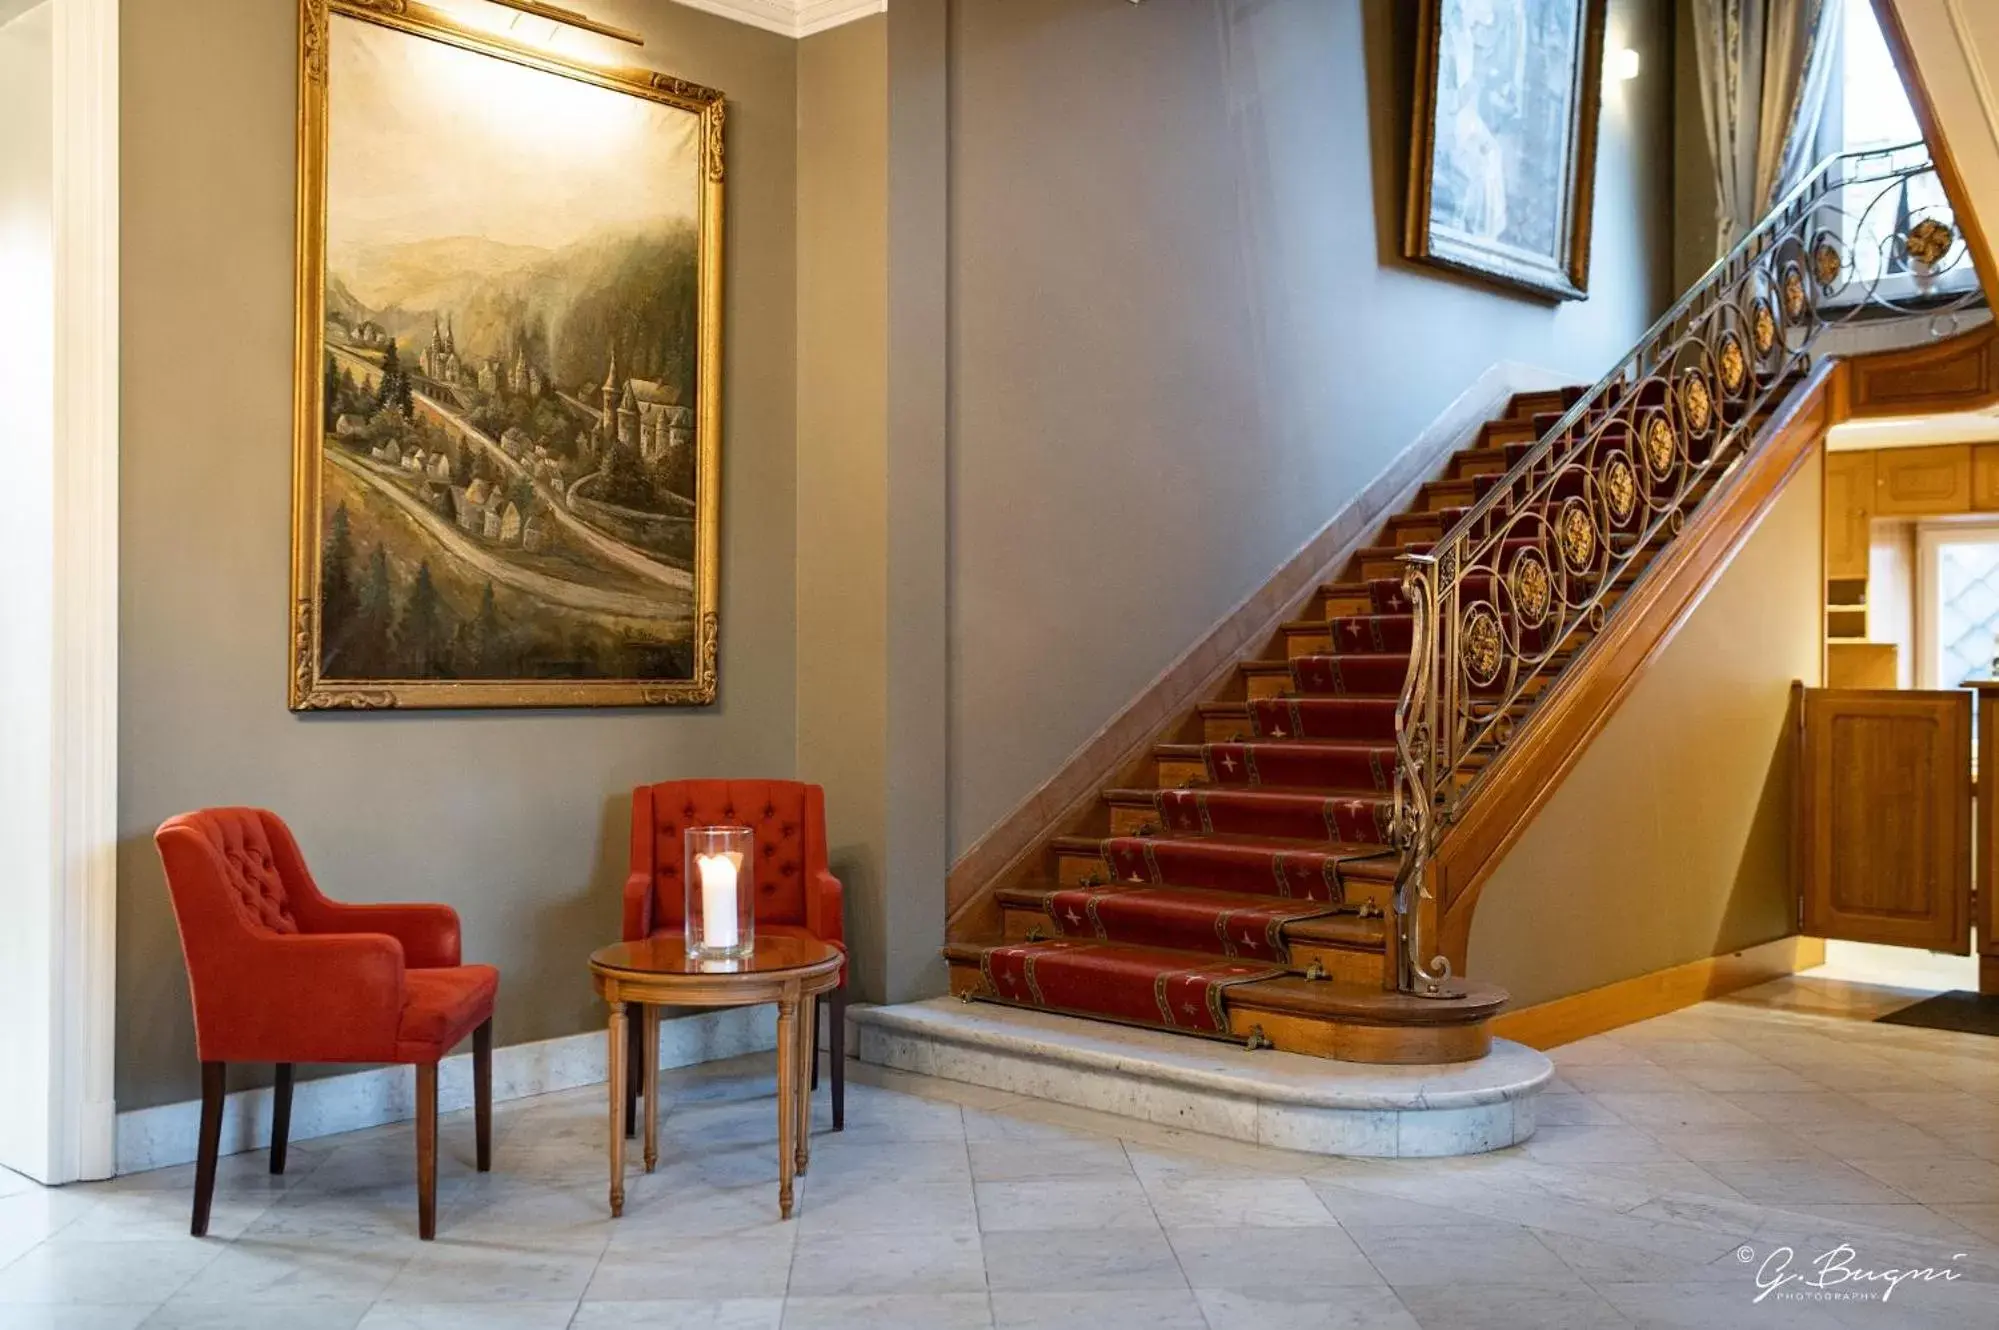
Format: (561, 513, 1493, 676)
(1691, 0, 1845, 257)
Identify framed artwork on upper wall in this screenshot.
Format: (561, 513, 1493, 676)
(1404, 0, 1607, 302)
(289, 0, 725, 711)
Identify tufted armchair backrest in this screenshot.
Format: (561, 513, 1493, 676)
(170, 807, 303, 935)
(633, 779, 823, 928)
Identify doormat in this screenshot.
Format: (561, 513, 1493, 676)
(1875, 990, 1999, 1036)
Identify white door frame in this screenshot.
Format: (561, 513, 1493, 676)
(1914, 519, 1999, 690)
(9, 0, 119, 1185)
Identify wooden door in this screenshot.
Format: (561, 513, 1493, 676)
(1824, 451, 1874, 579)
(1795, 686, 1972, 952)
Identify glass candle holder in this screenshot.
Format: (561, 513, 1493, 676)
(685, 825, 754, 961)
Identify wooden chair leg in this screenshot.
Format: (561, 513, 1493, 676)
(270, 1063, 293, 1176)
(830, 984, 846, 1132)
(811, 1000, 822, 1091)
(624, 1010, 642, 1139)
(191, 1061, 225, 1237)
(416, 1062, 438, 1241)
(473, 1018, 493, 1173)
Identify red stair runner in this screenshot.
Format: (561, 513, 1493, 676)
(957, 383, 1620, 1042)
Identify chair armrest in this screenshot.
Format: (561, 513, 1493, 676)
(304, 901, 461, 968)
(807, 868, 844, 949)
(623, 869, 655, 941)
(193, 932, 407, 1065)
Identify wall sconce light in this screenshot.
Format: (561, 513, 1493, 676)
(483, 0, 644, 46)
(1613, 47, 1642, 81)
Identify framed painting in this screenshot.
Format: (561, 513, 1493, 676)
(289, 0, 724, 710)
(1405, 0, 1607, 301)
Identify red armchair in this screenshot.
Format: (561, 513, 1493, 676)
(625, 780, 847, 1129)
(154, 808, 498, 1240)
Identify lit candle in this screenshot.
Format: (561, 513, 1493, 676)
(695, 850, 740, 950)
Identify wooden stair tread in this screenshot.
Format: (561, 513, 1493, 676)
(1050, 830, 1399, 874)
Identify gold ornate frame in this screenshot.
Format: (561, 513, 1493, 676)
(289, 0, 725, 710)
(1404, 0, 1606, 302)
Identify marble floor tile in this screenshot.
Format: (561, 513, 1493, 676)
(3, 990, 1997, 1330)
(965, 1138, 1132, 1183)
(1643, 1125, 1824, 1163)
(377, 1242, 603, 1305)
(786, 1228, 986, 1297)
(140, 1302, 372, 1329)
(1592, 1279, 1848, 1328)
(972, 1176, 1156, 1231)
(160, 1236, 410, 1305)
(779, 1293, 994, 1330)
(1703, 1158, 1913, 1207)
(1519, 1123, 1682, 1164)
(1344, 1223, 1575, 1286)
(0, 1239, 222, 1307)
(353, 1303, 581, 1329)
(1304, 1181, 1517, 1231)
(568, 1300, 784, 1329)
(0, 1309, 156, 1330)
(1559, 1065, 1694, 1094)
(585, 1230, 797, 1301)
(1394, 1280, 1633, 1329)
(797, 1174, 979, 1235)
(980, 1227, 1185, 1293)
(1193, 1285, 1422, 1330)
(1588, 1093, 1763, 1130)
(1165, 1224, 1382, 1288)
(989, 1288, 1204, 1330)
(1845, 1155, 1999, 1205)
(1138, 1173, 1334, 1227)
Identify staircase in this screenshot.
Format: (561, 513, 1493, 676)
(944, 143, 1982, 1063)
(943, 381, 1769, 1062)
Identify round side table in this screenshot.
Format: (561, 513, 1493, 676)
(589, 934, 842, 1220)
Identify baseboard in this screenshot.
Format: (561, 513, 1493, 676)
(113, 1006, 777, 1175)
(1489, 935, 1827, 1050)
(944, 360, 1569, 936)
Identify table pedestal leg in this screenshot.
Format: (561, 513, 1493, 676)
(607, 1001, 627, 1218)
(643, 1004, 660, 1173)
(776, 996, 798, 1220)
(796, 993, 815, 1176)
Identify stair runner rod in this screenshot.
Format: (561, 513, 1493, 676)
(1386, 140, 1986, 998)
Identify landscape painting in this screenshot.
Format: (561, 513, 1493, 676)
(290, 0, 724, 709)
(1405, 0, 1606, 301)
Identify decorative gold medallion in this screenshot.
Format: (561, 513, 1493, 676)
(1680, 370, 1713, 435)
(1907, 217, 1955, 267)
(1558, 499, 1596, 571)
(1604, 455, 1637, 523)
(1642, 413, 1676, 477)
(1812, 238, 1842, 288)
(1751, 299, 1777, 355)
(1781, 264, 1808, 320)
(1510, 550, 1551, 627)
(1717, 332, 1747, 395)
(1462, 606, 1503, 687)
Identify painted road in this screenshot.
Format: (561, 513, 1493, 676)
(327, 449, 686, 624)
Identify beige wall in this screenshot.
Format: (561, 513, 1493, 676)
(944, 0, 1678, 856)
(1469, 463, 1824, 1008)
(796, 17, 892, 999)
(117, 0, 800, 1110)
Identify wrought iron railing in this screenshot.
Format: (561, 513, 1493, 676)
(1388, 143, 1985, 996)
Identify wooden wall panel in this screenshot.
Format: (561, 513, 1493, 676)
(1824, 450, 1875, 578)
(1873, 444, 1973, 516)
